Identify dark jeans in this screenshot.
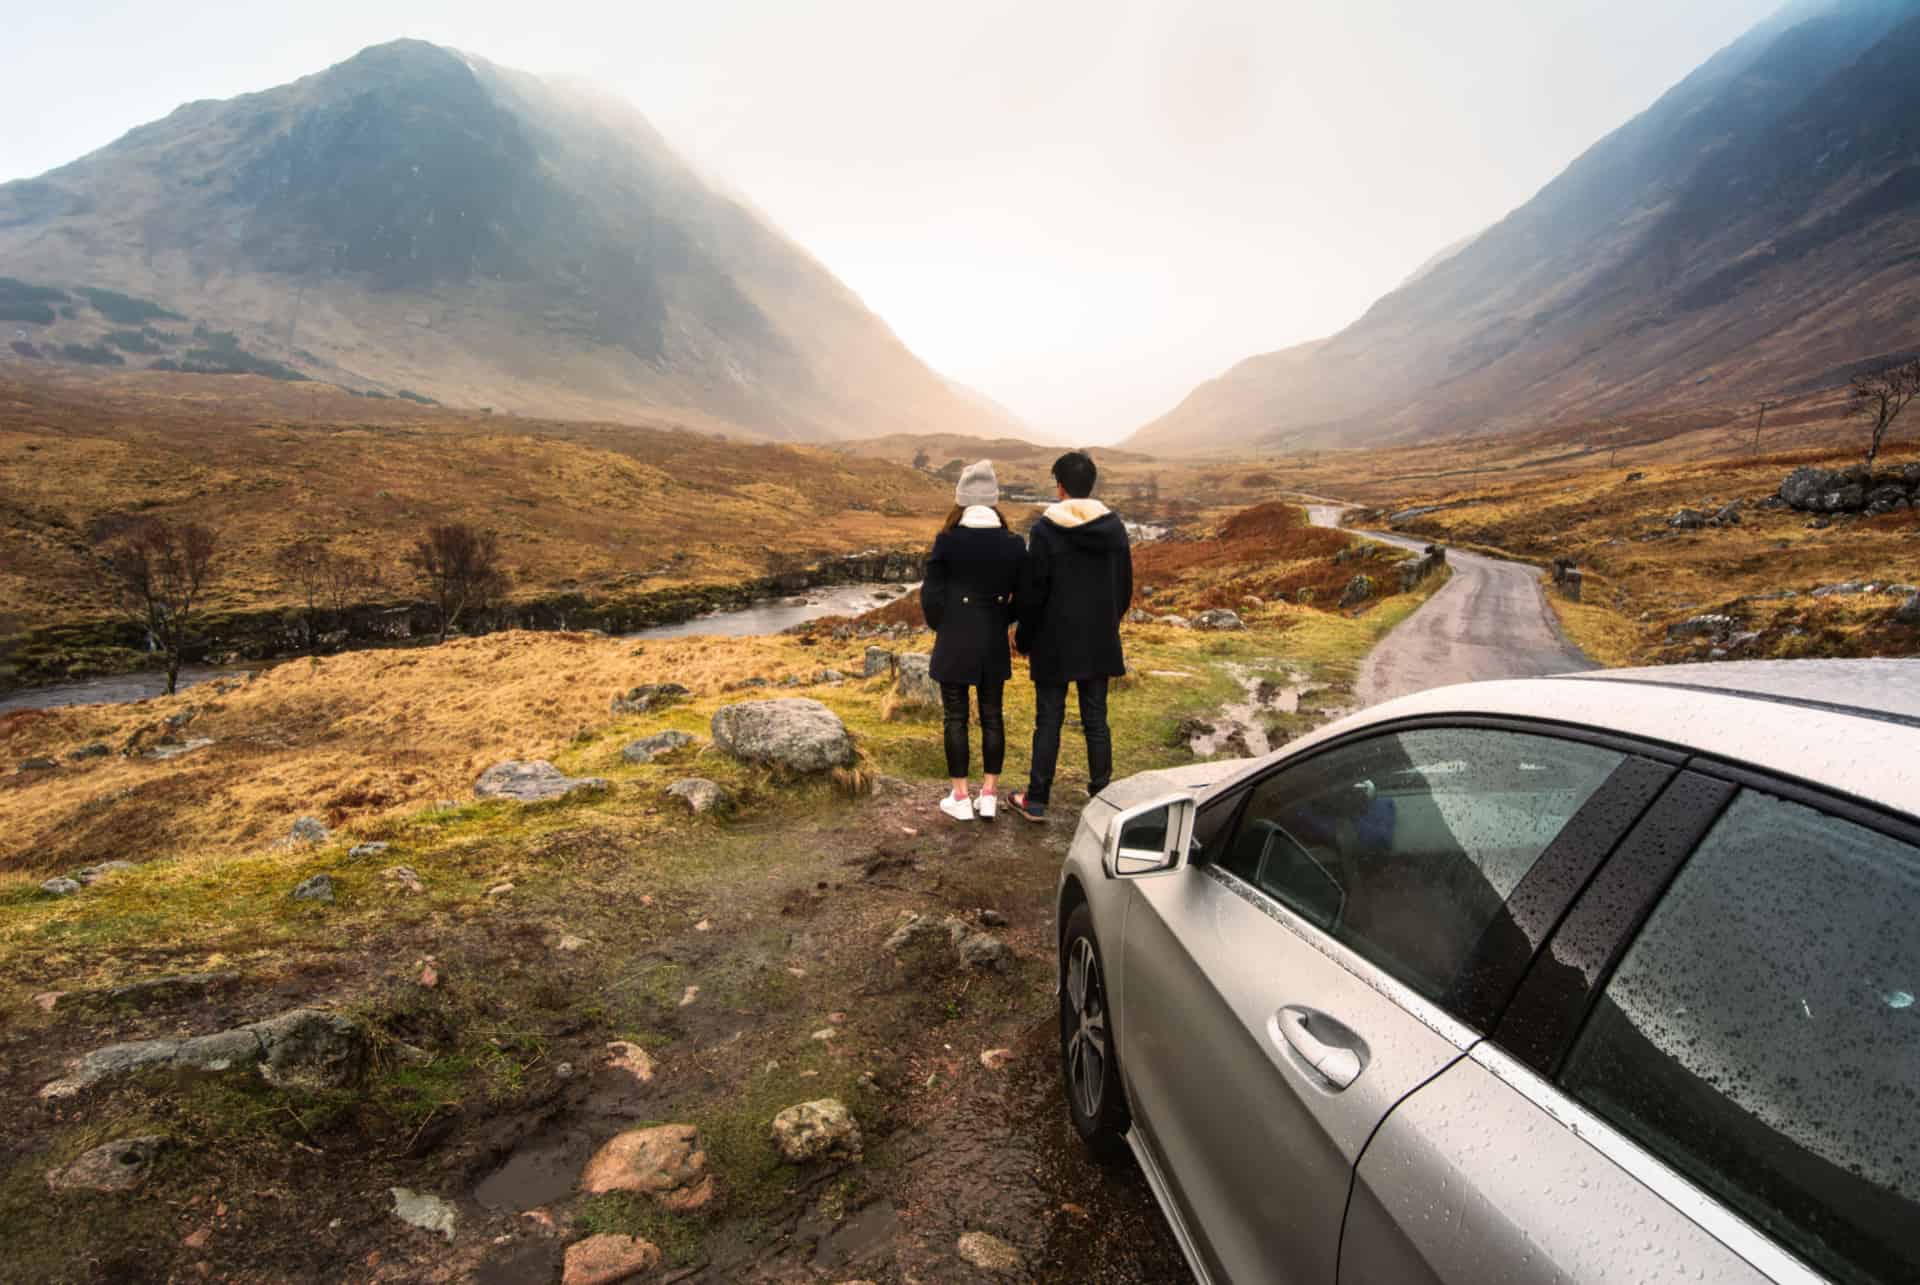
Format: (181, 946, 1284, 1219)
(1026, 678, 1112, 807)
(942, 681, 1006, 779)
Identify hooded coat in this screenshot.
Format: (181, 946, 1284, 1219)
(1015, 498, 1133, 685)
(922, 509, 1028, 685)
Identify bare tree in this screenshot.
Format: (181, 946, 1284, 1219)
(1849, 358, 1920, 472)
(408, 524, 508, 643)
(274, 538, 331, 653)
(321, 551, 382, 620)
(98, 519, 220, 695)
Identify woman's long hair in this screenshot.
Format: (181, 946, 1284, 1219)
(941, 504, 1009, 533)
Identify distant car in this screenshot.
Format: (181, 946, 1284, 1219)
(1055, 660, 1920, 1284)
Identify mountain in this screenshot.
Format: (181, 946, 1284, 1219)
(1130, 0, 1920, 454)
(0, 40, 1000, 441)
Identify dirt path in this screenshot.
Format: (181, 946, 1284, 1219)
(1307, 504, 1593, 704)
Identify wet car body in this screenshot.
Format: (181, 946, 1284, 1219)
(1055, 659, 1920, 1284)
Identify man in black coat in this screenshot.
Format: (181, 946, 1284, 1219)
(1010, 450, 1133, 822)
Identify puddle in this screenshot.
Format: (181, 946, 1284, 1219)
(473, 1128, 596, 1213)
(1190, 665, 1316, 759)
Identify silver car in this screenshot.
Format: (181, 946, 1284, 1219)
(1055, 660, 1920, 1284)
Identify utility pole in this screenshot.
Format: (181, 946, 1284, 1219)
(1753, 399, 1776, 456)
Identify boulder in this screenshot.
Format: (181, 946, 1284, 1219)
(622, 730, 695, 764)
(563, 1235, 663, 1285)
(1715, 502, 1743, 525)
(383, 866, 426, 895)
(40, 878, 81, 897)
(1668, 508, 1707, 530)
(711, 700, 855, 773)
(862, 646, 895, 677)
(883, 914, 948, 953)
(66, 743, 110, 762)
(1895, 593, 1920, 628)
(1666, 614, 1736, 641)
(347, 841, 389, 861)
(1192, 609, 1245, 631)
(46, 1136, 167, 1193)
(578, 1125, 716, 1212)
(18, 756, 57, 772)
(1625, 472, 1646, 482)
(1811, 582, 1867, 598)
(1780, 466, 1845, 511)
(610, 683, 691, 717)
(1156, 614, 1190, 628)
(892, 654, 942, 708)
(957, 932, 1013, 973)
(1125, 608, 1154, 624)
(666, 778, 730, 815)
(1866, 485, 1910, 515)
(1339, 575, 1375, 608)
(290, 817, 329, 845)
(474, 761, 610, 803)
(291, 874, 335, 903)
(769, 1098, 863, 1164)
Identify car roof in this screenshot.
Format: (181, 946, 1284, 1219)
(1232, 659, 1920, 821)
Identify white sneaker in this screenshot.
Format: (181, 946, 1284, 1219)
(976, 794, 998, 821)
(940, 794, 976, 822)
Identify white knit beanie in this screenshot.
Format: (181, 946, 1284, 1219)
(955, 459, 999, 507)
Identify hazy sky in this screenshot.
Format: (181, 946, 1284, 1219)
(4, 0, 1782, 441)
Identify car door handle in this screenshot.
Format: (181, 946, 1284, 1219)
(1274, 1006, 1365, 1089)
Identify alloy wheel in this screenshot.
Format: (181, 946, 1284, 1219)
(1064, 936, 1109, 1119)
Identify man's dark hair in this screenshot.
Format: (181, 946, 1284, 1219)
(1052, 450, 1097, 499)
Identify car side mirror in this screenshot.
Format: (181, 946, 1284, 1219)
(1105, 795, 1197, 879)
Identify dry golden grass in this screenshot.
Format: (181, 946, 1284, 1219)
(0, 369, 949, 633)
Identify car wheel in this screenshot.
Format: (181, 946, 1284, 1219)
(1061, 903, 1130, 1161)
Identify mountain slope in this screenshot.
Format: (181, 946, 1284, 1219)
(1132, 0, 1920, 453)
(0, 40, 998, 441)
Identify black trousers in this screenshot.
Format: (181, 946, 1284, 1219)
(942, 681, 1006, 778)
(1026, 678, 1112, 807)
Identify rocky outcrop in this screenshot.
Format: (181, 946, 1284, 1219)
(770, 1099, 863, 1164)
(711, 699, 855, 773)
(473, 761, 610, 803)
(1779, 464, 1920, 515)
(40, 1008, 368, 1099)
(1339, 575, 1376, 608)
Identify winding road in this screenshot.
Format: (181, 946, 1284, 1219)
(1306, 503, 1593, 706)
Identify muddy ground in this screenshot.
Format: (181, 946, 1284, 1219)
(2, 775, 1192, 1284)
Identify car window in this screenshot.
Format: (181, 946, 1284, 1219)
(1560, 790, 1920, 1284)
(1219, 726, 1623, 1004)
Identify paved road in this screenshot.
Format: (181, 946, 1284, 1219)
(1307, 504, 1593, 706)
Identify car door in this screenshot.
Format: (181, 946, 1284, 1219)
(1343, 773, 1920, 1283)
(1117, 722, 1652, 1284)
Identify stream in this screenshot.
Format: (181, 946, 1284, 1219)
(1, 582, 916, 713)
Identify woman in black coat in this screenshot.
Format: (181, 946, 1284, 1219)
(920, 460, 1028, 822)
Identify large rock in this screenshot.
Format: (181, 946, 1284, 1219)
(578, 1125, 715, 1212)
(622, 730, 695, 764)
(39, 1007, 368, 1099)
(711, 700, 855, 773)
(1780, 466, 1845, 511)
(862, 646, 896, 678)
(1666, 614, 1737, 641)
(957, 1231, 1023, 1273)
(474, 761, 610, 803)
(1339, 575, 1375, 608)
(611, 683, 691, 716)
(291, 874, 336, 903)
(45, 1136, 167, 1193)
(290, 817, 329, 845)
(390, 1188, 458, 1243)
(563, 1235, 663, 1285)
(770, 1098, 863, 1164)
(891, 654, 941, 710)
(1895, 593, 1920, 628)
(1192, 609, 1245, 631)
(40, 877, 81, 897)
(1668, 508, 1708, 530)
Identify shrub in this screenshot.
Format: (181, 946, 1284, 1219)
(0, 276, 67, 325)
(177, 346, 308, 381)
(77, 286, 183, 325)
(10, 340, 42, 359)
(61, 342, 126, 366)
(104, 329, 162, 354)
(395, 389, 440, 406)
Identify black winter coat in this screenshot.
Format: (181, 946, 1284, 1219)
(922, 523, 1029, 685)
(1015, 504, 1133, 685)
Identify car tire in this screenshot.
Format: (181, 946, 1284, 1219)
(1060, 903, 1130, 1163)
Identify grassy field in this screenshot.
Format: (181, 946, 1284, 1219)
(0, 500, 1437, 1282)
(0, 369, 950, 640)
